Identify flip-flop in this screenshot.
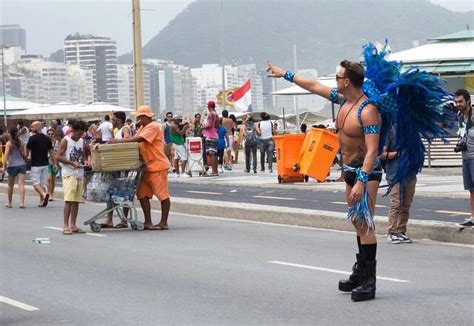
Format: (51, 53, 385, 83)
(41, 194, 50, 207)
(144, 225, 159, 231)
(63, 230, 73, 235)
(154, 225, 169, 230)
(4, 204, 12, 208)
(19, 206, 25, 209)
(113, 223, 128, 229)
(99, 223, 114, 228)
(72, 228, 86, 234)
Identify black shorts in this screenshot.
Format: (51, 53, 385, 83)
(344, 166, 383, 187)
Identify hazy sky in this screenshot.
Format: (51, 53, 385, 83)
(1, 0, 473, 56)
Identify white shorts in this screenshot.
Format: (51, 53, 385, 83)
(173, 144, 187, 161)
(31, 165, 48, 187)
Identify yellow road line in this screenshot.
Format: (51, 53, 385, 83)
(254, 195, 296, 201)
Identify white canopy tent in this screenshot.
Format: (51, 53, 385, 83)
(7, 102, 133, 121)
(2, 96, 42, 113)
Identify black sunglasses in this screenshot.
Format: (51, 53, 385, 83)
(336, 75, 348, 81)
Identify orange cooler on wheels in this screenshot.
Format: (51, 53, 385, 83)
(273, 133, 307, 183)
(298, 128, 339, 182)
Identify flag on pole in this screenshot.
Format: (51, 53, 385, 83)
(230, 79, 251, 112)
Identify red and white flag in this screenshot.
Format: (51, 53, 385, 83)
(230, 79, 251, 112)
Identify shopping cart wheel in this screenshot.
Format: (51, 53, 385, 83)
(277, 175, 282, 184)
(134, 222, 145, 231)
(130, 222, 137, 230)
(304, 175, 309, 182)
(89, 222, 102, 233)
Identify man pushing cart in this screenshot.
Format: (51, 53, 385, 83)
(106, 105, 171, 231)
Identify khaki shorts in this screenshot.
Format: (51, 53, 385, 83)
(63, 175, 84, 202)
(137, 170, 170, 201)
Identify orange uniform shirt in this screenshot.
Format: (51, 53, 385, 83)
(136, 121, 170, 172)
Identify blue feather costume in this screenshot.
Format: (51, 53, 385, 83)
(339, 41, 455, 228)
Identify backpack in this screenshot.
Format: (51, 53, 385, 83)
(245, 123, 257, 144)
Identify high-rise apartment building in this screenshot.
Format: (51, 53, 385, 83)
(1, 25, 27, 51)
(64, 33, 118, 105)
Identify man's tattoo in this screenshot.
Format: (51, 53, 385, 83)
(347, 147, 365, 167)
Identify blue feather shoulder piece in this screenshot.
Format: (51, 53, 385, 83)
(361, 40, 455, 186)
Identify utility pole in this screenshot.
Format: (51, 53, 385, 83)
(132, 0, 144, 108)
(1, 46, 8, 127)
(293, 44, 300, 129)
(220, 0, 226, 110)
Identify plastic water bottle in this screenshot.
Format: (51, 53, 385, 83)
(32, 237, 51, 244)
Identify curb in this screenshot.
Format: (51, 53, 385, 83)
(2, 184, 471, 245)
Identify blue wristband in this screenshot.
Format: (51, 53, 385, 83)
(283, 70, 295, 82)
(357, 170, 369, 183)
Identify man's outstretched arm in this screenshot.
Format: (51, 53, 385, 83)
(266, 61, 342, 102)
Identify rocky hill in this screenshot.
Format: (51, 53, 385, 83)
(127, 0, 474, 75)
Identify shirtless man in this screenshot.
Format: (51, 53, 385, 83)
(221, 110, 234, 170)
(267, 60, 381, 302)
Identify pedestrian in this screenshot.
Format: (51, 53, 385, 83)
(241, 113, 258, 173)
(380, 126, 415, 243)
(230, 114, 240, 164)
(455, 89, 474, 228)
(27, 121, 57, 207)
(170, 115, 190, 178)
(17, 120, 30, 144)
(163, 111, 174, 169)
(221, 110, 234, 170)
(3, 128, 27, 208)
(268, 59, 381, 301)
(216, 118, 229, 174)
(109, 105, 171, 230)
(202, 101, 219, 176)
(47, 128, 60, 201)
(256, 112, 276, 173)
(300, 123, 308, 133)
(191, 113, 203, 138)
(97, 115, 113, 143)
(56, 120, 88, 235)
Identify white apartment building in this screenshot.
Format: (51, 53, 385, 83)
(64, 33, 118, 105)
(9, 56, 94, 105)
(117, 64, 152, 110)
(68, 64, 94, 105)
(158, 64, 195, 116)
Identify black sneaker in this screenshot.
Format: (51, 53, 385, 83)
(253, 170, 257, 173)
(459, 219, 474, 228)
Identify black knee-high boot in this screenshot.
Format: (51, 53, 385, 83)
(351, 259, 376, 301)
(338, 254, 364, 292)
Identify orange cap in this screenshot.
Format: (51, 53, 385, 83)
(134, 105, 154, 118)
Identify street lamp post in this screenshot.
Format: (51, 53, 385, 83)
(1, 46, 8, 127)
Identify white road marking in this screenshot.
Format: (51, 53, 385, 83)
(186, 190, 223, 195)
(44, 226, 107, 237)
(253, 195, 296, 201)
(436, 210, 470, 216)
(268, 261, 411, 283)
(0, 295, 39, 311)
(332, 201, 385, 208)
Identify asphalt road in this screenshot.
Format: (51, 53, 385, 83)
(1, 196, 473, 325)
(168, 182, 470, 224)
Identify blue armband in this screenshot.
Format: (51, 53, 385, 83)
(330, 88, 339, 104)
(357, 170, 369, 183)
(363, 125, 381, 135)
(283, 70, 295, 82)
